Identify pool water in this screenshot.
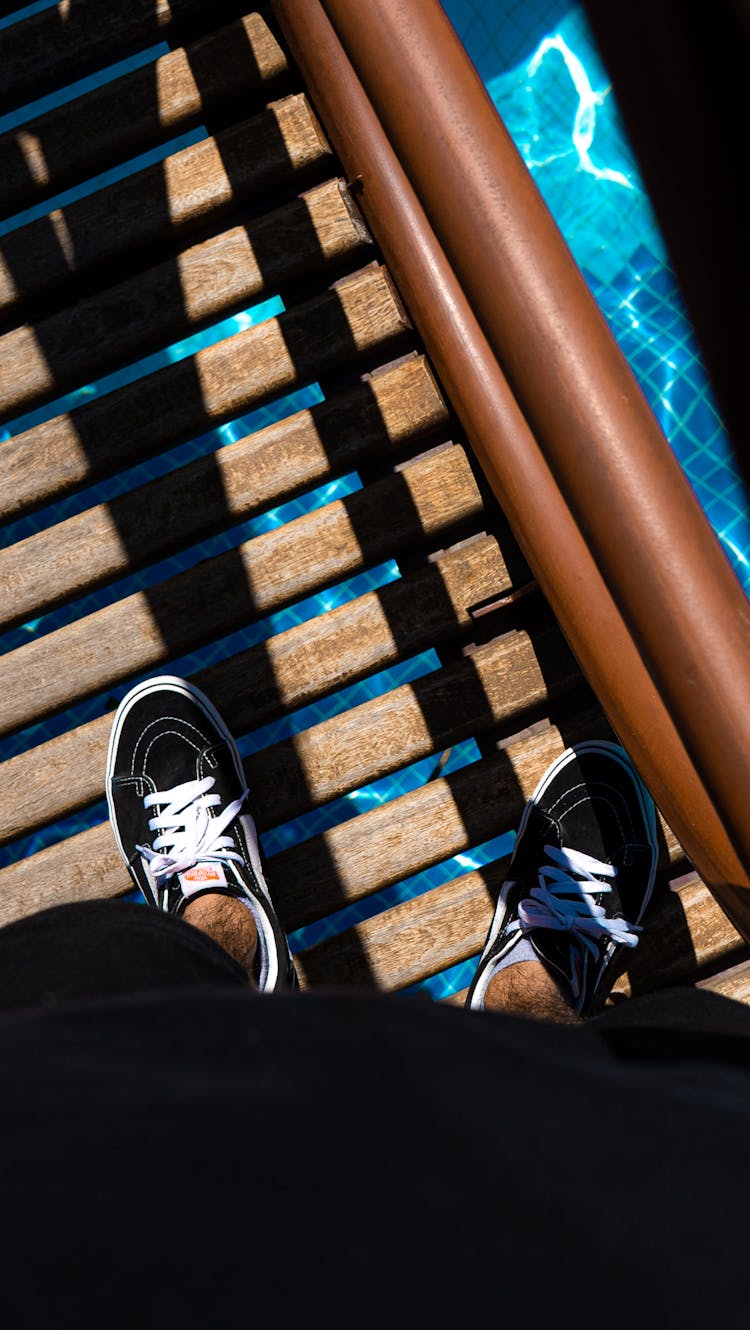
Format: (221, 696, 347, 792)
(445, 0, 749, 590)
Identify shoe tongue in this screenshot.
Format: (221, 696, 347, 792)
(178, 862, 228, 897)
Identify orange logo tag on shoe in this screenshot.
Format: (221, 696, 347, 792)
(179, 863, 227, 896)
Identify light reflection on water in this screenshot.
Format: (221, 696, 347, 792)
(477, 3, 749, 592)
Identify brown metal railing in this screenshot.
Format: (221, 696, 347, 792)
(270, 0, 750, 934)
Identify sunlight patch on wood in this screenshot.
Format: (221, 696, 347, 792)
(155, 48, 198, 129)
(49, 208, 75, 268)
(16, 130, 50, 187)
(0, 325, 55, 407)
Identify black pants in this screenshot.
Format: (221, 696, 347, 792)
(0, 899, 249, 1013)
(1, 900, 749, 1329)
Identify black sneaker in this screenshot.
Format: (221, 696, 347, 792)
(105, 675, 296, 992)
(467, 741, 657, 1016)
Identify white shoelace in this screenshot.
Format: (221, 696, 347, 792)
(136, 776, 247, 891)
(507, 843, 641, 956)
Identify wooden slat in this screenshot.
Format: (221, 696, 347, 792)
(242, 621, 581, 828)
(0, 706, 689, 933)
(273, 717, 607, 929)
(0, 711, 602, 929)
(0, 356, 446, 629)
(613, 870, 745, 998)
(0, 178, 371, 417)
(298, 860, 506, 991)
(0, 263, 408, 520)
(0, 93, 330, 319)
(302, 829, 719, 1001)
(0, 444, 483, 736)
(0, 822, 135, 930)
(698, 959, 750, 1005)
(0, 533, 509, 845)
(271, 709, 685, 933)
(300, 834, 700, 998)
(0, 0, 248, 114)
(0, 13, 289, 215)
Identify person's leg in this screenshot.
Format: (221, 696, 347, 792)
(0, 897, 251, 1015)
(182, 893, 258, 978)
(468, 740, 658, 1020)
(483, 958, 580, 1022)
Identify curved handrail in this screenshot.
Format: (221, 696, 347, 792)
(270, 0, 750, 934)
(319, 0, 750, 897)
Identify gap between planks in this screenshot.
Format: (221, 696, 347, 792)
(297, 863, 743, 999)
(0, 709, 691, 942)
(0, 532, 509, 845)
(0, 443, 483, 736)
(0, 12, 289, 215)
(0, 0, 254, 113)
(0, 92, 331, 320)
(0, 262, 409, 521)
(612, 870, 745, 1000)
(0, 178, 372, 417)
(0, 355, 446, 628)
(297, 859, 507, 992)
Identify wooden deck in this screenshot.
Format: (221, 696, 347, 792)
(1, 3, 747, 1002)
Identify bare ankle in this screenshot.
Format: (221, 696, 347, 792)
(182, 893, 258, 981)
(483, 960, 581, 1024)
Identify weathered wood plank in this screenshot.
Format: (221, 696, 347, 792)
(273, 717, 607, 929)
(271, 710, 684, 932)
(297, 860, 505, 991)
(613, 870, 745, 998)
(698, 959, 750, 1005)
(0, 93, 330, 319)
(0, 263, 408, 521)
(0, 533, 508, 845)
(0, 708, 686, 934)
(0, 713, 596, 928)
(0, 178, 371, 417)
(302, 823, 723, 1000)
(243, 622, 581, 828)
(0, 823, 132, 930)
(0, 0, 248, 115)
(0, 13, 289, 215)
(0, 444, 483, 736)
(0, 356, 445, 628)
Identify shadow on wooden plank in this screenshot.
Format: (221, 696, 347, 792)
(0, 98, 330, 325)
(0, 13, 290, 216)
(0, 0, 251, 116)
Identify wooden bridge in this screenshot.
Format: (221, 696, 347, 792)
(1, 0, 750, 1006)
